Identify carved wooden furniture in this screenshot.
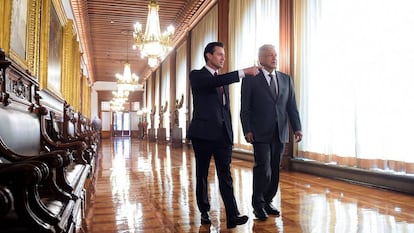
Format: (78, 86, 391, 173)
(60, 104, 96, 163)
(76, 112, 98, 155)
(0, 185, 13, 219)
(0, 48, 92, 233)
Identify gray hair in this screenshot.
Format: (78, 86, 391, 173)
(258, 44, 276, 57)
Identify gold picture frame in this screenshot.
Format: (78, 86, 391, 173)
(39, 0, 67, 96)
(61, 19, 81, 107)
(2, 0, 40, 76)
(10, 0, 28, 61)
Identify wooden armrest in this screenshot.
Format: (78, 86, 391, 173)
(0, 161, 48, 187)
(0, 185, 13, 218)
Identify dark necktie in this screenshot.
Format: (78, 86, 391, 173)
(269, 74, 278, 98)
(214, 72, 225, 105)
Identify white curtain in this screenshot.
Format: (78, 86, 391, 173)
(189, 5, 218, 121)
(228, 0, 279, 147)
(176, 43, 187, 138)
(146, 77, 153, 127)
(161, 58, 170, 136)
(295, 0, 414, 173)
(154, 70, 160, 129)
(190, 5, 218, 70)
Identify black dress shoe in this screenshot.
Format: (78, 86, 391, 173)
(264, 203, 280, 216)
(201, 212, 211, 224)
(227, 215, 248, 228)
(253, 208, 268, 221)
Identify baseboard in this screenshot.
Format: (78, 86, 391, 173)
(290, 158, 414, 195)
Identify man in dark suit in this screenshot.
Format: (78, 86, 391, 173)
(240, 44, 302, 220)
(187, 41, 260, 228)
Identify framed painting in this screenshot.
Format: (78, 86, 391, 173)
(39, 0, 67, 95)
(6, 0, 40, 76)
(47, 2, 63, 94)
(10, 0, 27, 60)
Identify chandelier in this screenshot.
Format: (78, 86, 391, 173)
(133, 0, 175, 67)
(111, 37, 138, 112)
(115, 37, 139, 92)
(110, 88, 129, 112)
(116, 62, 139, 92)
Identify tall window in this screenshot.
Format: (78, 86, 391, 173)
(146, 77, 153, 127)
(154, 70, 160, 129)
(190, 5, 218, 70)
(176, 42, 187, 138)
(294, 0, 414, 174)
(161, 58, 171, 136)
(189, 5, 218, 121)
(228, 0, 280, 148)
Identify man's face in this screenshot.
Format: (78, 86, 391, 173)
(207, 46, 225, 70)
(259, 48, 277, 72)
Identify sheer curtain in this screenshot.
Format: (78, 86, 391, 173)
(176, 43, 187, 138)
(190, 5, 218, 70)
(228, 0, 279, 148)
(161, 58, 170, 137)
(154, 70, 160, 129)
(189, 5, 218, 121)
(294, 0, 414, 174)
(146, 77, 153, 127)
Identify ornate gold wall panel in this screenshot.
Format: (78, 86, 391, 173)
(61, 18, 83, 111)
(62, 19, 74, 102)
(82, 74, 91, 118)
(30, 0, 42, 78)
(72, 38, 81, 110)
(39, 0, 52, 90)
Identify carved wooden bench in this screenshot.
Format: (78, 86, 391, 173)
(44, 109, 90, 166)
(0, 49, 91, 233)
(0, 160, 58, 232)
(63, 103, 97, 161)
(77, 112, 99, 153)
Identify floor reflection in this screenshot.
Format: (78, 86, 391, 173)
(85, 138, 414, 233)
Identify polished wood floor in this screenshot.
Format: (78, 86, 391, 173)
(82, 137, 414, 233)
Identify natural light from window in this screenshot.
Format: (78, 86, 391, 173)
(297, 0, 414, 174)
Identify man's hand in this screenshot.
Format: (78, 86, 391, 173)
(294, 131, 303, 142)
(244, 132, 254, 143)
(243, 66, 261, 76)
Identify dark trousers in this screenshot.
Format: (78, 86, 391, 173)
(251, 134, 285, 209)
(191, 127, 239, 219)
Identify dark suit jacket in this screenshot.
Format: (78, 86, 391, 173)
(187, 67, 240, 143)
(240, 70, 301, 143)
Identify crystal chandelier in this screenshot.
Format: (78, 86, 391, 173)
(110, 88, 129, 112)
(115, 62, 139, 92)
(116, 37, 139, 92)
(133, 0, 175, 67)
(111, 34, 136, 113)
